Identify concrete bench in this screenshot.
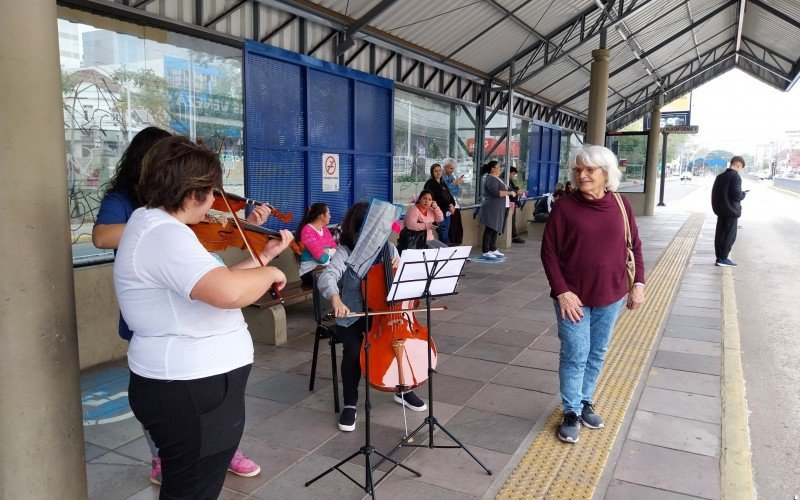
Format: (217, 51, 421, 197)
(243, 280, 314, 346)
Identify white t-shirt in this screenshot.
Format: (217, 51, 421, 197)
(114, 207, 253, 380)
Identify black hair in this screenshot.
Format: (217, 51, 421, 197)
(510, 166, 518, 174)
(416, 189, 434, 204)
(294, 202, 329, 262)
(429, 163, 442, 178)
(340, 202, 369, 250)
(106, 126, 172, 207)
(481, 160, 499, 176)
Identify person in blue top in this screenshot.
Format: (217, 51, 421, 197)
(441, 157, 464, 245)
(92, 126, 270, 486)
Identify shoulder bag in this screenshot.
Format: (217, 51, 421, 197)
(612, 192, 636, 290)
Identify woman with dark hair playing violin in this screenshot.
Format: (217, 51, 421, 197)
(112, 135, 293, 498)
(294, 202, 337, 286)
(92, 128, 270, 486)
(317, 202, 427, 432)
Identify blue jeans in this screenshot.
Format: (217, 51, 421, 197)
(553, 297, 625, 414)
(437, 213, 451, 245)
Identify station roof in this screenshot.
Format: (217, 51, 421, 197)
(285, 0, 800, 130)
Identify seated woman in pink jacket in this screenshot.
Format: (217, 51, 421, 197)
(294, 203, 338, 285)
(404, 190, 448, 249)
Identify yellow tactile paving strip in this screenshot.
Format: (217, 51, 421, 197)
(497, 213, 705, 499)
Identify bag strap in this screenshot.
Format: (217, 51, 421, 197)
(612, 192, 633, 250)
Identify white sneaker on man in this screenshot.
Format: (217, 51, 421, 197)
(491, 250, 505, 257)
(481, 252, 498, 259)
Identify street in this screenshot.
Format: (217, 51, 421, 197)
(666, 176, 800, 499)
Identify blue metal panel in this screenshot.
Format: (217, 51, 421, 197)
(527, 122, 562, 196)
(245, 54, 305, 147)
(307, 152, 352, 224)
(246, 149, 305, 232)
(354, 82, 392, 153)
(308, 69, 352, 149)
(549, 130, 561, 188)
(354, 155, 391, 202)
(539, 128, 551, 195)
(528, 126, 542, 196)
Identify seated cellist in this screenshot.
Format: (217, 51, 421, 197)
(317, 202, 427, 432)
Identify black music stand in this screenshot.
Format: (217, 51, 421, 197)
(380, 246, 492, 475)
(304, 270, 421, 498)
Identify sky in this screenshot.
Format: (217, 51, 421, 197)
(689, 68, 800, 155)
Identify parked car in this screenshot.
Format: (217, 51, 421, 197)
(680, 171, 693, 181)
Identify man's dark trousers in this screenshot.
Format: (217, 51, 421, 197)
(715, 217, 738, 260)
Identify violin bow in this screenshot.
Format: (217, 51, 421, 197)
(216, 186, 264, 267)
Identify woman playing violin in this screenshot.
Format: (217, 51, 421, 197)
(317, 202, 427, 432)
(92, 127, 268, 485)
(113, 136, 292, 498)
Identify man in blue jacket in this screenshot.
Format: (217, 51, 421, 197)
(711, 156, 747, 266)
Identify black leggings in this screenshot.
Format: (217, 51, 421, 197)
(335, 318, 366, 406)
(482, 227, 498, 253)
(128, 365, 250, 500)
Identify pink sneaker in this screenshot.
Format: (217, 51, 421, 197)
(228, 450, 261, 477)
(150, 457, 162, 485)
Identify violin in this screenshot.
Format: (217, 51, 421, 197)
(189, 189, 286, 302)
(211, 190, 292, 223)
(358, 247, 438, 393)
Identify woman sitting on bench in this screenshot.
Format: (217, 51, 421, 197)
(294, 202, 338, 286)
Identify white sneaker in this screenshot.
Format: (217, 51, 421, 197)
(481, 252, 498, 259)
(491, 250, 505, 257)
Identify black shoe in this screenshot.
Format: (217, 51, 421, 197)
(580, 401, 604, 429)
(394, 391, 427, 412)
(557, 412, 580, 443)
(338, 406, 357, 432)
(512, 237, 526, 244)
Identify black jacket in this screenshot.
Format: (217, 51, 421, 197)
(711, 168, 746, 218)
(423, 178, 454, 210)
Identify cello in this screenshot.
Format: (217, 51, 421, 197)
(358, 246, 438, 393)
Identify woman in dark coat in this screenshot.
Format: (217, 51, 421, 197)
(478, 160, 515, 259)
(423, 163, 456, 245)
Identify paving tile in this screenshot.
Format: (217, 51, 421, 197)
(419, 374, 486, 406)
(248, 406, 340, 451)
(456, 341, 525, 364)
(431, 334, 471, 354)
(670, 305, 722, 319)
(673, 297, 720, 309)
(529, 334, 560, 353)
(476, 327, 538, 347)
(659, 337, 720, 357)
(449, 311, 504, 328)
(666, 314, 720, 330)
(114, 436, 152, 463)
(465, 304, 520, 318)
(314, 422, 416, 472)
(252, 347, 313, 371)
(510, 307, 556, 323)
(369, 395, 461, 431)
(246, 366, 280, 389)
(638, 387, 721, 424)
(646, 367, 720, 397)
(466, 383, 552, 420)
(86, 454, 150, 500)
(222, 434, 307, 495)
(486, 295, 531, 308)
(373, 475, 475, 500)
(243, 395, 291, 433)
(247, 372, 330, 404)
(442, 407, 533, 455)
(662, 324, 721, 342)
(434, 321, 489, 339)
(612, 440, 720, 499)
(85, 441, 108, 462)
(83, 414, 145, 450)
(652, 351, 721, 376)
(494, 365, 560, 394)
(524, 296, 556, 311)
(436, 355, 507, 382)
(497, 316, 552, 334)
(401, 437, 511, 496)
(512, 348, 559, 372)
(282, 333, 318, 352)
(249, 454, 366, 500)
(627, 410, 720, 457)
(604, 479, 700, 499)
(676, 290, 720, 301)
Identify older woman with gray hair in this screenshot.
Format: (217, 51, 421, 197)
(540, 144, 645, 444)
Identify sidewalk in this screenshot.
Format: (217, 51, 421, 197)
(81, 209, 736, 499)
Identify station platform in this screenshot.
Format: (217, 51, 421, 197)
(81, 208, 743, 499)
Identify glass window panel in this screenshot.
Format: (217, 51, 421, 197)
(454, 103, 477, 206)
(606, 133, 647, 193)
(58, 16, 243, 266)
(559, 131, 584, 186)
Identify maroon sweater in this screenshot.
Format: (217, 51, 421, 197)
(541, 191, 645, 306)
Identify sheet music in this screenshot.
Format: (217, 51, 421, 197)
(387, 245, 471, 301)
(344, 199, 402, 279)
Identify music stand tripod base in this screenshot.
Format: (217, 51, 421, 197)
(379, 246, 492, 475)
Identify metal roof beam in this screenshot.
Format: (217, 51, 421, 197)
(446, 0, 536, 59)
(205, 0, 248, 28)
(334, 0, 398, 57)
(740, 36, 795, 68)
(734, 0, 746, 64)
(550, 0, 736, 112)
(748, 0, 800, 30)
(489, 0, 659, 79)
(737, 52, 792, 82)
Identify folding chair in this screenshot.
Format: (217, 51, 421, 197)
(309, 268, 341, 413)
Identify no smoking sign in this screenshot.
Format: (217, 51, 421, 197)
(322, 153, 339, 192)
